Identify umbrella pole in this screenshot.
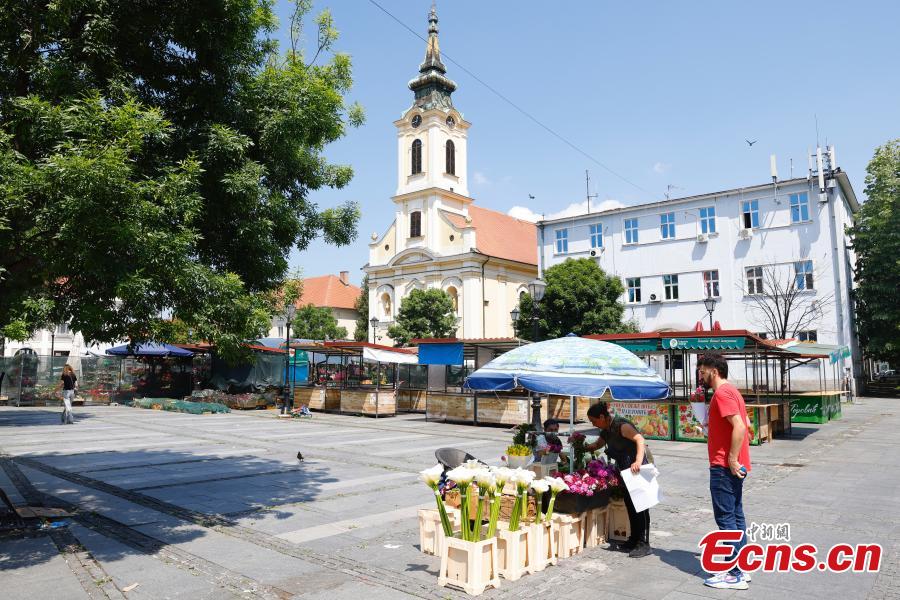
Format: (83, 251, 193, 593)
(569, 394, 575, 473)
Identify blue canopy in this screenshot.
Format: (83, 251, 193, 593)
(106, 342, 194, 357)
(418, 342, 464, 366)
(464, 336, 669, 400)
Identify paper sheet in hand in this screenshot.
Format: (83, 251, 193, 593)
(691, 402, 709, 435)
(620, 464, 661, 513)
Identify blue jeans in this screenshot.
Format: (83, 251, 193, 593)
(709, 466, 746, 575)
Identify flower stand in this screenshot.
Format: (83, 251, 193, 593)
(438, 536, 501, 596)
(584, 506, 609, 548)
(527, 520, 557, 572)
(552, 512, 585, 558)
(496, 526, 531, 581)
(418, 508, 460, 555)
(607, 498, 631, 543)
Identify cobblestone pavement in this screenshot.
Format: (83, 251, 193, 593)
(0, 397, 897, 599)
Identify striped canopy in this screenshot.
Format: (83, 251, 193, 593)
(464, 336, 670, 400)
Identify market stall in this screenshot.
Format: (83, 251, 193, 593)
(291, 341, 417, 417)
(413, 338, 537, 426)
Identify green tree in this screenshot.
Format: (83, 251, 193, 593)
(388, 289, 457, 346)
(849, 139, 900, 366)
(292, 304, 347, 341)
(353, 274, 370, 341)
(0, 1, 362, 360)
(515, 258, 631, 340)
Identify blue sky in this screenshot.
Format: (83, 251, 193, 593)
(276, 1, 900, 285)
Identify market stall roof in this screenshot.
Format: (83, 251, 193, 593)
(585, 330, 786, 354)
(106, 342, 194, 357)
(175, 342, 286, 355)
(770, 340, 851, 363)
(317, 341, 418, 364)
(410, 337, 530, 364)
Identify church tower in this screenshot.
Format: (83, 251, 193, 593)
(394, 4, 470, 198)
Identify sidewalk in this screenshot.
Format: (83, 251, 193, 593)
(1, 398, 898, 599)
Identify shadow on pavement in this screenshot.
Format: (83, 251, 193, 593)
(653, 547, 705, 579)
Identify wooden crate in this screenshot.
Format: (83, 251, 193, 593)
(552, 513, 585, 558)
(322, 388, 341, 411)
(497, 527, 531, 581)
(475, 395, 530, 426)
(528, 521, 557, 572)
(607, 499, 630, 542)
(584, 507, 608, 548)
(294, 387, 325, 410)
(340, 389, 396, 416)
(397, 389, 426, 412)
(438, 536, 500, 596)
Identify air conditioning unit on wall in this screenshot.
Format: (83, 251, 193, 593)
(738, 228, 753, 240)
(649, 293, 661, 303)
(589, 247, 605, 257)
(696, 233, 708, 243)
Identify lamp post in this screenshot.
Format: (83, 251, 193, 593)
(281, 304, 297, 415)
(526, 278, 547, 433)
(369, 317, 379, 344)
(703, 295, 717, 331)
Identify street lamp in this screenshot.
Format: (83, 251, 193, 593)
(281, 303, 297, 415)
(526, 278, 547, 433)
(703, 295, 717, 331)
(509, 307, 520, 330)
(369, 317, 379, 344)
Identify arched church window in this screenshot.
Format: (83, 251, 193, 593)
(410, 211, 422, 238)
(411, 139, 423, 175)
(446, 140, 456, 175)
(381, 293, 392, 318)
(446, 286, 459, 314)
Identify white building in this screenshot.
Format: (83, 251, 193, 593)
(538, 148, 862, 387)
(363, 6, 537, 344)
(2, 325, 108, 357)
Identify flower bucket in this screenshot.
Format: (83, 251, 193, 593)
(438, 536, 501, 596)
(550, 488, 610, 514)
(527, 521, 557, 572)
(583, 506, 609, 548)
(496, 526, 531, 581)
(552, 513, 585, 559)
(419, 508, 460, 555)
(507, 454, 532, 469)
(607, 498, 631, 543)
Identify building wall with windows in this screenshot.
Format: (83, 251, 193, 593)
(538, 167, 862, 386)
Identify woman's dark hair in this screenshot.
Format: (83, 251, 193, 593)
(543, 418, 558, 429)
(586, 402, 610, 418)
(697, 354, 729, 378)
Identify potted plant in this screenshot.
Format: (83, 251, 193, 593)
(438, 464, 502, 595)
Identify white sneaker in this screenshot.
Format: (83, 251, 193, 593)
(703, 572, 749, 590)
(742, 572, 752, 583)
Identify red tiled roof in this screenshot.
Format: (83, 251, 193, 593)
(439, 207, 537, 265)
(297, 275, 361, 310)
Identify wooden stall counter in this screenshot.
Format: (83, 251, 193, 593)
(426, 392, 474, 423)
(476, 395, 530, 426)
(294, 386, 326, 411)
(397, 388, 426, 413)
(340, 389, 396, 417)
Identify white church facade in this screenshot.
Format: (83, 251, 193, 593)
(364, 7, 537, 344)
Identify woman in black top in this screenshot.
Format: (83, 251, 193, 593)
(59, 364, 77, 424)
(585, 402, 653, 558)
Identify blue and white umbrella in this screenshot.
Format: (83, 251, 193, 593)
(464, 336, 669, 400)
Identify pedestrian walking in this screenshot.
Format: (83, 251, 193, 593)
(697, 354, 751, 590)
(58, 364, 77, 424)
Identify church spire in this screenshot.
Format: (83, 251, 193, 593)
(408, 2, 457, 111)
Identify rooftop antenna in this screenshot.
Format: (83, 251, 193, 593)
(585, 170, 598, 213)
(665, 184, 683, 201)
(790, 158, 794, 179)
(770, 154, 778, 183)
(815, 114, 820, 148)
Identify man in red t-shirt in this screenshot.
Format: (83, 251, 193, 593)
(697, 354, 751, 590)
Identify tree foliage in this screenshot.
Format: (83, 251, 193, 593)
(387, 289, 457, 346)
(291, 304, 347, 341)
(353, 274, 370, 341)
(849, 139, 900, 365)
(514, 259, 631, 340)
(0, 1, 362, 360)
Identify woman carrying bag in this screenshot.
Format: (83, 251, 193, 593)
(59, 364, 77, 424)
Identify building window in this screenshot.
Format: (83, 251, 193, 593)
(55, 323, 71, 335)
(746, 266, 764, 295)
(555, 228, 568, 253)
(699, 206, 716, 234)
(409, 211, 422, 238)
(741, 199, 759, 229)
(277, 325, 284, 337)
(664, 353, 684, 371)
(445, 140, 456, 175)
(411, 139, 422, 175)
(660, 212, 675, 239)
(589, 223, 603, 248)
(624, 218, 639, 244)
(757, 332, 769, 340)
(794, 260, 814, 290)
(797, 330, 818, 342)
(663, 274, 679, 300)
(626, 277, 641, 303)
(703, 270, 720, 298)
(790, 192, 810, 223)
